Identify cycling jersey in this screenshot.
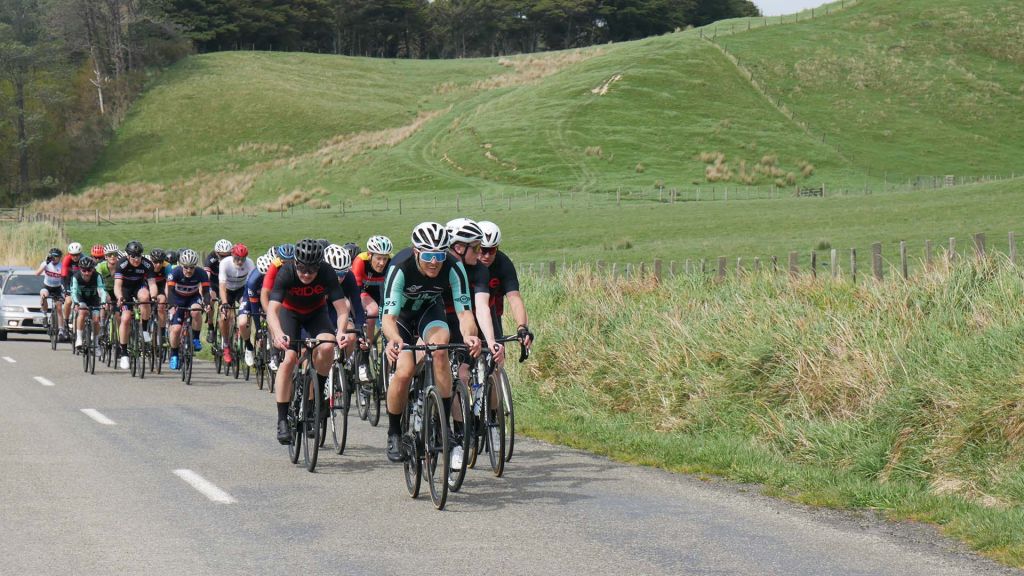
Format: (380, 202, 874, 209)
(269, 261, 345, 315)
(242, 268, 265, 316)
(204, 251, 223, 294)
(327, 270, 366, 327)
(352, 252, 388, 303)
(70, 271, 107, 307)
(166, 266, 210, 307)
(96, 260, 115, 295)
(485, 250, 521, 320)
(219, 257, 255, 292)
(381, 248, 471, 317)
(443, 260, 489, 314)
(261, 258, 285, 293)
(39, 260, 62, 288)
(151, 262, 168, 288)
(60, 253, 81, 288)
(114, 256, 155, 294)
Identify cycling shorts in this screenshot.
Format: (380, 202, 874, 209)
(41, 285, 64, 301)
(395, 301, 448, 347)
(170, 296, 204, 326)
(279, 306, 334, 344)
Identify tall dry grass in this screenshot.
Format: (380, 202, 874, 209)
(0, 222, 65, 266)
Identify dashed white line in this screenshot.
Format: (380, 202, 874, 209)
(2, 356, 15, 363)
(81, 409, 116, 426)
(173, 469, 236, 504)
(33, 376, 55, 387)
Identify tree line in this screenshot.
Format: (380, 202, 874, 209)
(0, 0, 757, 205)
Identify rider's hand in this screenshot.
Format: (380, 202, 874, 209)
(491, 342, 505, 364)
(337, 330, 356, 350)
(358, 337, 369, 351)
(466, 335, 482, 358)
(517, 325, 534, 348)
(273, 332, 290, 351)
(386, 338, 404, 363)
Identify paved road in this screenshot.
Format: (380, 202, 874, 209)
(1, 335, 1019, 576)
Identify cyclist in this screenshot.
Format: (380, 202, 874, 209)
(381, 222, 481, 462)
(352, 235, 392, 376)
(240, 254, 272, 367)
(59, 242, 83, 341)
(35, 248, 65, 337)
(166, 249, 211, 371)
(69, 256, 108, 350)
(114, 240, 158, 370)
(478, 220, 534, 351)
(90, 244, 105, 260)
(261, 243, 295, 371)
(218, 243, 255, 365)
(268, 239, 356, 445)
(148, 248, 170, 339)
(96, 243, 120, 331)
(204, 239, 232, 343)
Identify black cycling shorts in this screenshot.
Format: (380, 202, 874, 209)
(41, 285, 64, 301)
(279, 305, 334, 344)
(396, 301, 448, 346)
(75, 295, 103, 309)
(224, 286, 245, 307)
(170, 296, 204, 326)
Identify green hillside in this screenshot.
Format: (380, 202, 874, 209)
(42, 0, 1024, 218)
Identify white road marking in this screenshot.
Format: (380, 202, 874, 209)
(81, 409, 116, 426)
(173, 469, 236, 504)
(2, 356, 15, 363)
(33, 376, 55, 387)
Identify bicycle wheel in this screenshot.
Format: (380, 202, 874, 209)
(49, 305, 58, 350)
(448, 378, 471, 492)
(402, 395, 421, 499)
(371, 344, 387, 426)
(81, 321, 91, 373)
(154, 321, 164, 375)
(304, 363, 322, 472)
(129, 320, 139, 377)
(288, 372, 304, 465)
(255, 342, 266, 390)
(137, 319, 147, 380)
(483, 376, 506, 477)
(329, 362, 350, 455)
(183, 329, 195, 385)
(88, 324, 97, 375)
(497, 369, 516, 462)
(423, 386, 450, 510)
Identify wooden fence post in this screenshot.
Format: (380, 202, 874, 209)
(611, 263, 618, 277)
(810, 250, 817, 279)
(548, 261, 556, 276)
(771, 255, 778, 273)
(899, 241, 908, 279)
(830, 248, 838, 279)
(685, 259, 692, 275)
(653, 259, 662, 281)
(639, 262, 647, 277)
(925, 240, 933, 270)
(753, 257, 761, 273)
(717, 257, 727, 280)
(670, 261, 678, 277)
(736, 257, 743, 276)
(1010, 232, 1017, 266)
(948, 237, 957, 263)
(788, 252, 798, 277)
(973, 233, 986, 261)
(700, 259, 707, 275)
(850, 248, 857, 283)
(872, 242, 883, 280)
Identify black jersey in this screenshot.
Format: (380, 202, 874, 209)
(485, 251, 520, 318)
(204, 251, 222, 290)
(114, 256, 154, 289)
(269, 261, 345, 315)
(382, 248, 471, 316)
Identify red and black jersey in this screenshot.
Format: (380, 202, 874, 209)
(60, 253, 81, 287)
(269, 261, 345, 315)
(484, 251, 520, 318)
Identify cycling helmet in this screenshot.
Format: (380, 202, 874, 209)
(231, 243, 248, 258)
(411, 222, 450, 251)
(255, 254, 271, 275)
(48, 248, 62, 260)
(103, 243, 120, 256)
(90, 244, 105, 258)
(324, 244, 352, 273)
(446, 217, 483, 244)
(276, 243, 295, 261)
(179, 249, 200, 267)
(479, 221, 501, 248)
(294, 238, 324, 266)
(214, 239, 232, 254)
(342, 242, 360, 261)
(366, 235, 393, 255)
(118, 250, 127, 259)
(67, 242, 83, 255)
(78, 256, 96, 270)
(125, 241, 144, 257)
(316, 238, 331, 249)
(167, 250, 179, 265)
(150, 248, 166, 263)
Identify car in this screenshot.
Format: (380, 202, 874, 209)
(0, 270, 48, 340)
(0, 265, 31, 283)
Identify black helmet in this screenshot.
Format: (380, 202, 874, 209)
(167, 250, 179, 265)
(78, 256, 96, 270)
(342, 242, 360, 262)
(316, 238, 331, 249)
(294, 238, 324, 267)
(125, 240, 144, 257)
(48, 248, 62, 260)
(150, 248, 166, 263)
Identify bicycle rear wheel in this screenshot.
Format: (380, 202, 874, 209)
(448, 378, 471, 492)
(483, 376, 506, 477)
(496, 369, 515, 462)
(329, 363, 350, 455)
(49, 305, 58, 350)
(423, 387, 450, 510)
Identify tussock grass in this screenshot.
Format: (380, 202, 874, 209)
(0, 222, 64, 266)
(508, 258, 1024, 566)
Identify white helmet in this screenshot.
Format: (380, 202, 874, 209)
(411, 222, 450, 251)
(214, 239, 232, 254)
(478, 221, 501, 248)
(256, 254, 271, 274)
(179, 249, 200, 267)
(67, 242, 83, 255)
(366, 235, 393, 255)
(324, 244, 351, 273)
(445, 218, 483, 245)
(103, 243, 120, 256)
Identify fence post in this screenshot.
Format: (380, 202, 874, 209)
(1009, 232, 1017, 266)
(753, 257, 761, 273)
(771, 255, 778, 273)
(736, 257, 743, 276)
(670, 260, 678, 277)
(653, 259, 662, 282)
(899, 241, 908, 279)
(717, 257, 727, 280)
(398, 198, 402, 215)
(685, 259, 692, 275)
(788, 251, 798, 277)
(548, 261, 556, 276)
(948, 237, 957, 263)
(700, 259, 707, 275)
(872, 242, 883, 280)
(973, 233, 986, 261)
(925, 240, 933, 270)
(597, 260, 605, 274)
(830, 248, 838, 279)
(810, 250, 817, 279)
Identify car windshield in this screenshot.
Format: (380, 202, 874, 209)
(3, 274, 44, 295)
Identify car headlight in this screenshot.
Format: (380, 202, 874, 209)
(1, 305, 25, 312)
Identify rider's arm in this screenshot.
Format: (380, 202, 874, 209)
(380, 266, 405, 344)
(341, 273, 365, 328)
(97, 275, 108, 305)
(35, 261, 45, 275)
(449, 263, 478, 345)
(218, 261, 229, 303)
(507, 291, 529, 332)
(113, 275, 123, 302)
(70, 275, 81, 305)
(474, 292, 497, 345)
(266, 300, 284, 342)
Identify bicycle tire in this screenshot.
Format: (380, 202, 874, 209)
(330, 362, 350, 455)
(129, 318, 139, 377)
(137, 318, 147, 380)
(448, 378, 471, 492)
(49, 305, 58, 350)
(81, 320, 91, 373)
(497, 368, 516, 462)
(372, 343, 388, 426)
(423, 386, 450, 510)
(288, 372, 304, 465)
(402, 398, 421, 499)
(483, 376, 506, 477)
(306, 362, 322, 472)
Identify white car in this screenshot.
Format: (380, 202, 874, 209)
(0, 269, 47, 340)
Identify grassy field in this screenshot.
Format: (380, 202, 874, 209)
(0, 222, 65, 267)
(506, 261, 1024, 567)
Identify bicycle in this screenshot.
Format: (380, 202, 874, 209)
(79, 306, 102, 375)
(98, 302, 115, 366)
(356, 329, 385, 426)
(178, 307, 200, 386)
(122, 300, 152, 379)
(46, 295, 63, 350)
(152, 300, 169, 375)
(324, 330, 362, 455)
(253, 313, 270, 390)
(284, 337, 337, 472)
(394, 342, 465, 511)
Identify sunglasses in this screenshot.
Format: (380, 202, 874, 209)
(480, 247, 498, 256)
(418, 251, 446, 263)
(182, 266, 196, 271)
(295, 263, 318, 275)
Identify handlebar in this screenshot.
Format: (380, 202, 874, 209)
(494, 334, 531, 363)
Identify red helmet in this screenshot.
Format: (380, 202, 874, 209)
(90, 244, 105, 258)
(231, 243, 249, 258)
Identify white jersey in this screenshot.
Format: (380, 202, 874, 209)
(40, 261, 62, 287)
(219, 257, 255, 291)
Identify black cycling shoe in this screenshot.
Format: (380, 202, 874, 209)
(386, 433, 404, 462)
(206, 329, 215, 344)
(277, 419, 292, 445)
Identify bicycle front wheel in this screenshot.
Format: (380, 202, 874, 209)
(288, 372, 304, 465)
(402, 405, 420, 499)
(329, 363, 349, 455)
(304, 364, 322, 472)
(423, 386, 450, 510)
(497, 368, 515, 462)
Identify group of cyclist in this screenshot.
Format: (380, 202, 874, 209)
(36, 217, 534, 469)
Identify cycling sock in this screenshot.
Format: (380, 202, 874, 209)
(388, 412, 402, 436)
(192, 329, 201, 339)
(277, 402, 288, 421)
(317, 373, 328, 388)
